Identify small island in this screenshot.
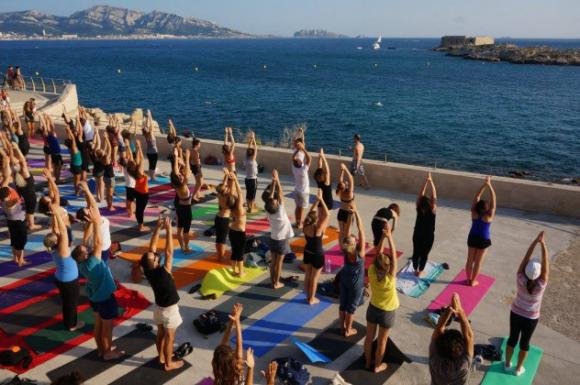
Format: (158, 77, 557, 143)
(294, 29, 348, 38)
(434, 35, 580, 66)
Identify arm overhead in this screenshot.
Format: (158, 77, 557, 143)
(538, 232, 549, 281)
(149, 217, 163, 253)
(52, 202, 70, 258)
(163, 217, 174, 272)
(353, 209, 365, 257)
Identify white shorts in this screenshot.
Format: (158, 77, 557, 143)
(153, 304, 183, 329)
(294, 190, 309, 209)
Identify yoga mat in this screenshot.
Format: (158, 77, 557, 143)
(148, 190, 176, 204)
(109, 358, 191, 385)
(340, 338, 411, 385)
(308, 320, 366, 361)
(0, 250, 52, 278)
(191, 203, 218, 219)
(199, 266, 267, 299)
(396, 260, 445, 298)
(0, 270, 57, 311)
(325, 243, 403, 272)
(427, 269, 495, 316)
(245, 217, 270, 236)
(46, 328, 157, 382)
(290, 226, 340, 258)
(173, 257, 228, 289)
(482, 338, 543, 385)
(196, 378, 214, 385)
(118, 235, 203, 263)
(292, 337, 331, 363)
(236, 292, 333, 357)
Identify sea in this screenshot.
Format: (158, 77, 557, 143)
(1, 38, 579, 182)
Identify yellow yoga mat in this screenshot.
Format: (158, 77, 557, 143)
(173, 258, 228, 289)
(199, 266, 267, 299)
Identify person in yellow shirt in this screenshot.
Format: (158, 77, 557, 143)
(364, 224, 399, 373)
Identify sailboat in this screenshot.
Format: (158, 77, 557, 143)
(372, 34, 382, 50)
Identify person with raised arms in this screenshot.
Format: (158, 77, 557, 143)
(140, 216, 184, 371)
(215, 170, 234, 261)
(127, 139, 150, 232)
(143, 109, 159, 181)
(371, 203, 400, 254)
(189, 137, 206, 202)
(223, 126, 236, 174)
(62, 113, 84, 195)
(76, 181, 112, 262)
(121, 138, 136, 218)
(39, 168, 73, 246)
(412, 172, 437, 277)
(505, 231, 549, 376)
(227, 171, 247, 277)
(170, 147, 193, 253)
(466, 176, 496, 286)
(8, 140, 40, 231)
(313, 148, 334, 210)
(244, 131, 259, 213)
(336, 163, 355, 239)
(291, 140, 311, 229)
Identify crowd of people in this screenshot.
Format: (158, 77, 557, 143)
(0, 92, 552, 385)
(2, 66, 26, 91)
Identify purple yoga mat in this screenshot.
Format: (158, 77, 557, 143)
(0, 250, 53, 278)
(0, 273, 55, 310)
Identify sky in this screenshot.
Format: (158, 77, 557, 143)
(1, 0, 579, 38)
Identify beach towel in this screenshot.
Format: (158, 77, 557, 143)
(396, 260, 445, 297)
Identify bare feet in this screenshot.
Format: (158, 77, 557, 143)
(470, 280, 479, 287)
(273, 281, 284, 289)
(139, 225, 151, 233)
(103, 349, 125, 361)
(164, 360, 184, 371)
(28, 224, 42, 232)
(374, 363, 388, 373)
(345, 328, 358, 337)
(308, 297, 320, 305)
(108, 206, 116, 211)
(68, 321, 86, 331)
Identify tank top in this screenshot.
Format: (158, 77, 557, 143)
(2, 188, 25, 221)
(414, 207, 436, 236)
(135, 176, 148, 194)
(47, 134, 61, 154)
(146, 135, 158, 154)
(71, 150, 82, 166)
(123, 167, 136, 188)
(144, 266, 180, 307)
(245, 158, 258, 179)
(304, 234, 324, 256)
(469, 216, 491, 240)
(316, 181, 334, 210)
(267, 204, 294, 241)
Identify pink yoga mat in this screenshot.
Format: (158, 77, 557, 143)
(149, 190, 176, 204)
(196, 378, 214, 385)
(427, 269, 495, 316)
(246, 217, 270, 236)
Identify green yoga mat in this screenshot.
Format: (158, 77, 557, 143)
(482, 338, 543, 385)
(199, 267, 267, 299)
(192, 204, 219, 219)
(24, 307, 124, 354)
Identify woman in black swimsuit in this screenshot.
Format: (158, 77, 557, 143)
(171, 147, 193, 253)
(336, 163, 355, 239)
(313, 148, 333, 211)
(371, 204, 400, 252)
(303, 190, 329, 305)
(90, 131, 106, 202)
(215, 171, 234, 261)
(412, 173, 437, 277)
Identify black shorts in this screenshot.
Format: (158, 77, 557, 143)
(245, 178, 258, 202)
(22, 191, 37, 215)
(90, 294, 119, 320)
(467, 234, 492, 249)
(190, 164, 202, 177)
(214, 216, 230, 245)
(50, 154, 63, 166)
(24, 112, 34, 123)
(372, 218, 387, 247)
(304, 251, 324, 269)
(8, 220, 27, 250)
(337, 208, 351, 223)
(104, 165, 115, 179)
(176, 203, 193, 233)
(43, 146, 51, 155)
(125, 187, 136, 201)
(70, 164, 82, 175)
(229, 229, 246, 261)
(147, 153, 158, 171)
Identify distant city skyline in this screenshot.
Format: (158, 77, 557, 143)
(2, 0, 580, 38)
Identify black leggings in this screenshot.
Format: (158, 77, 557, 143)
(245, 178, 258, 202)
(507, 311, 539, 351)
(147, 153, 158, 171)
(135, 191, 149, 225)
(412, 233, 434, 272)
(55, 278, 80, 330)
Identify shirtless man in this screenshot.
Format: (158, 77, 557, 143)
(351, 134, 370, 190)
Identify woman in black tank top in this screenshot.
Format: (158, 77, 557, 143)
(303, 190, 330, 305)
(336, 163, 355, 239)
(313, 148, 334, 210)
(412, 173, 437, 277)
(170, 148, 193, 253)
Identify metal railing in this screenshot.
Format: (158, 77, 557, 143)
(4, 76, 71, 95)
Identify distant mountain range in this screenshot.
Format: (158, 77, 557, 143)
(294, 29, 349, 38)
(0, 5, 252, 38)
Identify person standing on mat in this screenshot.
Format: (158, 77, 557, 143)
(9, 142, 40, 231)
(141, 216, 184, 371)
(227, 171, 247, 277)
(72, 207, 124, 361)
(364, 224, 399, 373)
(351, 134, 370, 190)
(44, 202, 84, 332)
(412, 172, 437, 277)
(244, 131, 259, 213)
(339, 207, 365, 337)
(189, 138, 206, 202)
(170, 147, 193, 253)
(336, 163, 355, 240)
(430, 293, 474, 385)
(371, 203, 400, 253)
(223, 126, 236, 174)
(121, 138, 136, 218)
(76, 182, 112, 262)
(213, 303, 255, 385)
(143, 110, 159, 181)
(466, 176, 496, 286)
(265, 169, 295, 289)
(128, 139, 150, 232)
(62, 115, 83, 196)
(292, 140, 311, 230)
(505, 231, 549, 376)
(313, 148, 334, 210)
(303, 190, 329, 305)
(215, 170, 234, 261)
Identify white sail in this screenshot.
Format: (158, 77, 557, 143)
(372, 34, 381, 50)
(377, 34, 382, 43)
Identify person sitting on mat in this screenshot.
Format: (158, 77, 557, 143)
(339, 207, 365, 337)
(313, 148, 334, 210)
(265, 169, 294, 289)
(303, 189, 329, 305)
(170, 147, 193, 253)
(364, 224, 399, 373)
(76, 181, 112, 262)
(72, 207, 125, 361)
(336, 163, 355, 240)
(429, 293, 474, 385)
(244, 131, 259, 213)
(44, 201, 84, 332)
(226, 170, 247, 277)
(505, 231, 549, 376)
(213, 303, 255, 385)
(215, 170, 234, 262)
(466, 176, 496, 286)
(291, 139, 311, 229)
(223, 126, 236, 174)
(412, 172, 437, 277)
(371, 203, 400, 253)
(141, 216, 184, 371)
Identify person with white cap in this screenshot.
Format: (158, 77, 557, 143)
(505, 231, 549, 376)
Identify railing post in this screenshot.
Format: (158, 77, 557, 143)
(31, 77, 36, 92)
(41, 77, 46, 93)
(52, 79, 56, 94)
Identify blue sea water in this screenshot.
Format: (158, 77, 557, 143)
(1, 38, 579, 181)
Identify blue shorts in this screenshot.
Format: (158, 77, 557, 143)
(90, 294, 119, 320)
(339, 284, 364, 314)
(101, 248, 111, 262)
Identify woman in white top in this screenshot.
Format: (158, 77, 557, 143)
(122, 139, 136, 218)
(265, 169, 294, 289)
(244, 131, 258, 213)
(505, 231, 549, 376)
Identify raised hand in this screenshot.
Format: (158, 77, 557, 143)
(229, 303, 243, 323)
(261, 361, 278, 385)
(245, 348, 255, 369)
(537, 231, 545, 243)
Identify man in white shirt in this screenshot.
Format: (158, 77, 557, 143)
(291, 140, 311, 229)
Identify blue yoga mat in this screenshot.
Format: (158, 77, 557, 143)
(235, 292, 333, 357)
(0, 273, 56, 310)
(170, 243, 205, 263)
(0, 233, 46, 260)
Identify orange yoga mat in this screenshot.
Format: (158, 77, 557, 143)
(118, 233, 198, 262)
(291, 226, 340, 257)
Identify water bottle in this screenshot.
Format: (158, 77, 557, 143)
(324, 258, 332, 273)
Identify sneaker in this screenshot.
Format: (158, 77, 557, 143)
(515, 367, 526, 376)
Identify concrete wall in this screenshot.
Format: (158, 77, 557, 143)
(38, 83, 79, 118)
(440, 36, 467, 47)
(472, 36, 495, 46)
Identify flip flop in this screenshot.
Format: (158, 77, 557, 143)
(281, 275, 299, 283)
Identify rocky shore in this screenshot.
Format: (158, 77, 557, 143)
(434, 44, 580, 66)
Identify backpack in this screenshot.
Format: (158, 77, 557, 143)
(0, 347, 32, 369)
(193, 310, 224, 335)
(274, 357, 311, 385)
(244, 252, 264, 268)
(284, 252, 297, 264)
(475, 344, 502, 362)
